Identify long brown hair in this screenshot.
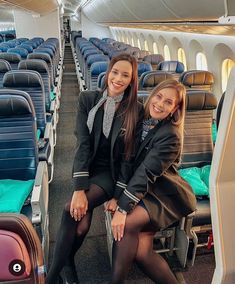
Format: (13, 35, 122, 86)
(103, 53, 139, 160)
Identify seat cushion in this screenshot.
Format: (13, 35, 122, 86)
(0, 179, 34, 212)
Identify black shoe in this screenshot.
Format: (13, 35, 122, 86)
(60, 265, 79, 284)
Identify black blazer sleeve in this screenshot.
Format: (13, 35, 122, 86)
(113, 104, 145, 199)
(117, 124, 181, 212)
(72, 91, 92, 191)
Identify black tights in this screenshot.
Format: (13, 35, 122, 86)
(111, 206, 178, 284)
(46, 184, 108, 284)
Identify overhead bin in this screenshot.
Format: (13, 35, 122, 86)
(82, 0, 225, 23)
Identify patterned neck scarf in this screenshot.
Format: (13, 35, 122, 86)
(141, 118, 159, 141)
(87, 89, 124, 138)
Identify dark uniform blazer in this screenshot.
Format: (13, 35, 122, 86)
(118, 118, 196, 227)
(72, 90, 144, 199)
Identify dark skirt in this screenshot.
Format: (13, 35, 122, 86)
(142, 193, 184, 231)
(89, 170, 115, 199)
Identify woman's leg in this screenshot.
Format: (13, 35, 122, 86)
(135, 232, 178, 284)
(46, 184, 108, 284)
(111, 205, 150, 284)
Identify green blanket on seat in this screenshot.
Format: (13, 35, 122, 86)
(0, 179, 34, 213)
(179, 165, 211, 196)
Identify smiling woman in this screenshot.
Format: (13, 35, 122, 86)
(45, 53, 144, 284)
(144, 80, 185, 122)
(107, 60, 132, 97)
(110, 79, 196, 283)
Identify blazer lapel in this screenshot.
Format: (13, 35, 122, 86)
(135, 122, 162, 160)
(111, 113, 122, 151)
(93, 107, 103, 155)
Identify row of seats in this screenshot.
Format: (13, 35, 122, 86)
(71, 35, 187, 91)
(0, 36, 64, 283)
(0, 37, 61, 89)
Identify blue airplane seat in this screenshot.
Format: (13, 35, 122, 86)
(7, 47, 28, 59)
(0, 52, 21, 70)
(139, 70, 174, 90)
(0, 59, 11, 88)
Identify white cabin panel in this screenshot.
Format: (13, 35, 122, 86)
(14, 9, 61, 42)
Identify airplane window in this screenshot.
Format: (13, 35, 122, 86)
(178, 48, 187, 71)
(153, 42, 158, 54)
(144, 40, 149, 51)
(164, 45, 171, 60)
(196, 52, 208, 70)
(137, 38, 141, 49)
(222, 59, 235, 92)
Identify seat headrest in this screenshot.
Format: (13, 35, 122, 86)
(158, 60, 184, 73)
(0, 89, 34, 116)
(87, 54, 109, 66)
(19, 44, 33, 53)
(180, 70, 214, 87)
(142, 71, 174, 88)
(138, 61, 153, 76)
(27, 52, 52, 63)
(90, 61, 109, 76)
(0, 52, 21, 63)
(0, 59, 11, 72)
(143, 54, 164, 65)
(33, 48, 54, 58)
(18, 59, 49, 74)
(7, 48, 28, 58)
(186, 90, 217, 111)
(3, 70, 43, 88)
(137, 90, 150, 103)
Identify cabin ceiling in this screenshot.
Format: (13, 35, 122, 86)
(1, 0, 235, 36)
(0, 0, 58, 16)
(82, 0, 225, 23)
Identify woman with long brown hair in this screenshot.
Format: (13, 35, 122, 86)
(46, 53, 144, 284)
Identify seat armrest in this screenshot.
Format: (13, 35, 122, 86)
(38, 138, 51, 161)
(31, 161, 49, 225)
(44, 122, 53, 142)
(50, 99, 56, 114)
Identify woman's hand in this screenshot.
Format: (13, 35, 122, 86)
(111, 210, 127, 241)
(104, 198, 117, 213)
(70, 190, 88, 221)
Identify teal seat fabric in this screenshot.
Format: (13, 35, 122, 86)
(212, 121, 217, 143)
(50, 91, 56, 101)
(37, 129, 41, 140)
(0, 179, 34, 212)
(179, 165, 211, 196)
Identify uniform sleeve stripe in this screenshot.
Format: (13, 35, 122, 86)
(123, 189, 140, 203)
(116, 183, 126, 189)
(73, 173, 89, 177)
(117, 181, 127, 187)
(73, 171, 89, 174)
